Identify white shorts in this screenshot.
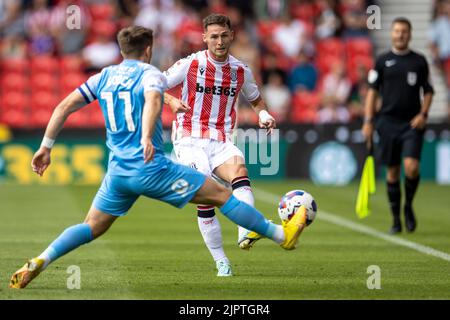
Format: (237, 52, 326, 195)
(173, 137, 245, 176)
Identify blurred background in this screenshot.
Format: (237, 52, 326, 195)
(0, 0, 449, 186)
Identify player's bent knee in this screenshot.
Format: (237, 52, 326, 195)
(84, 207, 117, 239)
(191, 177, 231, 207)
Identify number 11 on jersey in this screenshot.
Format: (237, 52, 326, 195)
(100, 91, 135, 132)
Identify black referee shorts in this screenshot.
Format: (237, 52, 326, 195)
(375, 117, 425, 167)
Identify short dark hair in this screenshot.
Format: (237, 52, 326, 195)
(203, 13, 231, 31)
(392, 17, 412, 31)
(117, 26, 153, 57)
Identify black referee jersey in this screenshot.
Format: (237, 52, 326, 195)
(368, 50, 434, 121)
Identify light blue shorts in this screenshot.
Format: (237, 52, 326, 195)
(92, 162, 206, 216)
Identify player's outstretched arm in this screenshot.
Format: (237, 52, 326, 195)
(32, 91, 88, 176)
(249, 96, 276, 135)
(164, 92, 190, 113)
(141, 90, 163, 163)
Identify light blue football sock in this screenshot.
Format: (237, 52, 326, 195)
(219, 195, 278, 240)
(38, 223, 93, 268)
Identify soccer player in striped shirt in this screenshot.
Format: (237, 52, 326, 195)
(9, 26, 307, 289)
(163, 14, 277, 276)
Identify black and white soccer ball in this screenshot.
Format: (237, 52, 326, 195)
(278, 190, 317, 226)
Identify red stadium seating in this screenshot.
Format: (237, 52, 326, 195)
(30, 91, 60, 111)
(291, 91, 321, 123)
(30, 73, 59, 93)
(60, 55, 85, 73)
(316, 38, 345, 58)
(1, 58, 30, 74)
(89, 3, 115, 20)
(30, 56, 60, 74)
(0, 92, 30, 127)
(61, 73, 88, 93)
(316, 54, 342, 76)
(345, 38, 373, 57)
(1, 73, 29, 92)
(87, 101, 105, 128)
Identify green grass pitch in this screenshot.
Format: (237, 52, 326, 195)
(1, 180, 449, 299)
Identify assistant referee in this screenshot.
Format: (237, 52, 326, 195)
(362, 17, 434, 234)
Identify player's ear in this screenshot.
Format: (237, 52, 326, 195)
(230, 30, 234, 41)
(202, 33, 207, 43)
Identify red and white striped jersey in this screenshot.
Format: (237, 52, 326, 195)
(163, 50, 260, 142)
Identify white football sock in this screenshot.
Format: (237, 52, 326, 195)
(233, 185, 255, 240)
(197, 215, 227, 262)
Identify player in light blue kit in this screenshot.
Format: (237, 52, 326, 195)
(9, 26, 308, 289)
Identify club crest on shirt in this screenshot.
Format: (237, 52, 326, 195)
(407, 72, 417, 86)
(231, 70, 237, 82)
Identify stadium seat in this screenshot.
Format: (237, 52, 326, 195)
(89, 3, 115, 20)
(316, 38, 345, 58)
(60, 55, 85, 73)
(30, 91, 60, 112)
(29, 108, 53, 128)
(30, 73, 59, 93)
(0, 92, 30, 128)
(91, 20, 117, 38)
(290, 2, 319, 24)
(1, 58, 30, 74)
(345, 38, 373, 57)
(256, 21, 280, 38)
(61, 73, 88, 93)
(1, 73, 29, 92)
(291, 91, 320, 123)
(30, 56, 60, 74)
(65, 107, 88, 128)
(316, 54, 342, 76)
(88, 101, 105, 128)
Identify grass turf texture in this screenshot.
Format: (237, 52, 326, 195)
(1, 180, 449, 299)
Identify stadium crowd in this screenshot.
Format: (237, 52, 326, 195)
(0, 0, 448, 128)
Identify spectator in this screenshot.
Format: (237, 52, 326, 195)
(341, 0, 369, 38)
(317, 61, 351, 123)
(253, 0, 288, 20)
(348, 64, 369, 120)
(288, 49, 318, 92)
(25, 0, 55, 55)
(273, 12, 307, 58)
(230, 29, 261, 82)
(315, 0, 341, 39)
(0, 0, 26, 38)
(0, 34, 27, 59)
(262, 71, 291, 122)
(429, 0, 450, 84)
(82, 21, 120, 73)
(50, 0, 91, 55)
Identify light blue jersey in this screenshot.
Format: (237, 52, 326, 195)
(77, 59, 206, 216)
(78, 59, 168, 176)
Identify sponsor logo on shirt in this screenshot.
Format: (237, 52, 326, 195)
(196, 83, 237, 96)
(385, 59, 396, 67)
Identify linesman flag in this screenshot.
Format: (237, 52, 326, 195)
(355, 142, 376, 219)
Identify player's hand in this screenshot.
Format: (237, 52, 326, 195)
(410, 113, 427, 130)
(31, 147, 51, 177)
(258, 110, 276, 135)
(141, 139, 155, 163)
(362, 122, 374, 141)
(169, 98, 190, 113)
(362, 122, 374, 149)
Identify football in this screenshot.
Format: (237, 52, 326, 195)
(278, 190, 318, 226)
